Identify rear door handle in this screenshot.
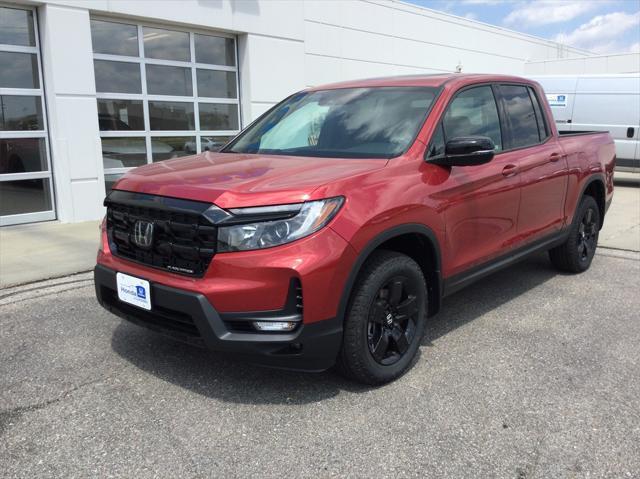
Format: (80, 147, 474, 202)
(502, 164, 519, 177)
(549, 152, 565, 163)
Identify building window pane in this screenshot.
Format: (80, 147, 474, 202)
(199, 103, 239, 130)
(0, 138, 47, 173)
(200, 136, 231, 152)
(98, 99, 144, 131)
(0, 7, 35, 47)
(94, 60, 141, 94)
(101, 137, 148, 168)
(0, 96, 43, 131)
(90, 19, 139, 56)
(0, 178, 52, 216)
(149, 101, 194, 130)
(0, 52, 39, 89)
(146, 64, 193, 96)
(194, 34, 235, 66)
(197, 70, 236, 98)
(151, 136, 195, 161)
(143, 27, 189, 62)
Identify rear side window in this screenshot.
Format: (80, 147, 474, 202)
(500, 85, 540, 149)
(442, 85, 502, 151)
(528, 87, 549, 141)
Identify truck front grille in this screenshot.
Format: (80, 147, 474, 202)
(105, 190, 217, 277)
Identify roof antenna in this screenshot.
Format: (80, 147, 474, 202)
(455, 61, 463, 73)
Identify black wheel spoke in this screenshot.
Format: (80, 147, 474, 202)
(372, 330, 390, 362)
(395, 295, 418, 323)
(369, 299, 387, 324)
(585, 208, 593, 224)
(388, 280, 403, 307)
(391, 326, 410, 354)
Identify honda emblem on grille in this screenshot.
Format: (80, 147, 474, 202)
(132, 220, 154, 249)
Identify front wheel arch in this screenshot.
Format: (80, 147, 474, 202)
(337, 224, 443, 324)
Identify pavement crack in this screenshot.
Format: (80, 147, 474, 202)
(0, 377, 104, 436)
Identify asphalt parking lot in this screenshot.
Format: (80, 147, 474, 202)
(1, 247, 639, 478)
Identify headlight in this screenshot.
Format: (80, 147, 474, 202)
(216, 197, 344, 252)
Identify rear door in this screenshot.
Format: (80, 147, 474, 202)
(497, 84, 568, 242)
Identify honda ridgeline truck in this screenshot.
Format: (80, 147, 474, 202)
(95, 74, 615, 384)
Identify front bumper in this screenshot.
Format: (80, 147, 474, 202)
(94, 265, 342, 371)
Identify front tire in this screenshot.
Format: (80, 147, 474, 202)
(549, 195, 600, 273)
(337, 250, 428, 385)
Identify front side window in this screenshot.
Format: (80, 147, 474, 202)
(226, 87, 437, 159)
(442, 85, 502, 151)
(500, 85, 540, 149)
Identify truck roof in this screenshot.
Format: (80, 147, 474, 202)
(308, 73, 536, 90)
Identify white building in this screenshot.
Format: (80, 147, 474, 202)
(0, 0, 595, 226)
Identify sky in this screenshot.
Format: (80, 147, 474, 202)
(404, 0, 640, 54)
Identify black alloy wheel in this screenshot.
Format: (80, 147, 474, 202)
(577, 207, 598, 263)
(367, 276, 419, 365)
(336, 250, 428, 385)
(549, 194, 600, 273)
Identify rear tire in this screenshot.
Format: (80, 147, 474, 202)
(549, 195, 600, 273)
(336, 250, 428, 385)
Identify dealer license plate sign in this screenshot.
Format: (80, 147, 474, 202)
(116, 272, 151, 311)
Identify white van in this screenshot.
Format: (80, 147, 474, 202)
(530, 74, 640, 172)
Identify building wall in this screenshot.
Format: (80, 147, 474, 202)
(4, 0, 591, 224)
(525, 52, 640, 75)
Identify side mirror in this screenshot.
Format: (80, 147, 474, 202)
(429, 136, 495, 167)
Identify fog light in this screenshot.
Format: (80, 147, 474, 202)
(252, 321, 297, 332)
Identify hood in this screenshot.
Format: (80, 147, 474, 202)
(113, 151, 386, 208)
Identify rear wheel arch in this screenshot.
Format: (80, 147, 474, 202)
(338, 224, 443, 322)
(581, 177, 606, 229)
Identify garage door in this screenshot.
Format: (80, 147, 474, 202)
(0, 5, 55, 226)
(90, 18, 240, 192)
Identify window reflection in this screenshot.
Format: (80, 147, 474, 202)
(94, 60, 142, 94)
(149, 102, 195, 130)
(0, 96, 43, 131)
(143, 27, 189, 62)
(101, 137, 148, 169)
(0, 7, 35, 46)
(199, 103, 239, 130)
(151, 136, 195, 161)
(197, 70, 236, 98)
(0, 178, 52, 216)
(195, 34, 235, 66)
(500, 85, 539, 148)
(0, 52, 39, 89)
(0, 138, 47, 173)
(146, 64, 193, 96)
(97, 100, 144, 131)
(90, 19, 139, 56)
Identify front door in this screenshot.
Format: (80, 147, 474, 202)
(426, 85, 521, 277)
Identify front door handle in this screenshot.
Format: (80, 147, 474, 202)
(549, 152, 565, 162)
(502, 164, 519, 177)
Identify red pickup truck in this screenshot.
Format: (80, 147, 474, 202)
(95, 74, 615, 384)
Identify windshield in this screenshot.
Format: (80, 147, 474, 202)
(224, 86, 438, 159)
